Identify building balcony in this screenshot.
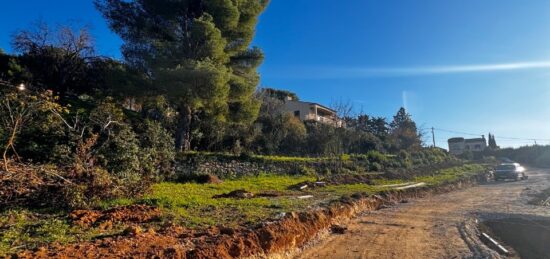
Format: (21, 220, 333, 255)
(304, 114, 344, 127)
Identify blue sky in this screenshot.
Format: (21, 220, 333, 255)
(1, 0, 550, 148)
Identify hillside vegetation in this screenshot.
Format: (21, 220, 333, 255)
(0, 0, 496, 256)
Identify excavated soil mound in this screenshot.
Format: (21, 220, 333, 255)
(213, 189, 255, 199)
(69, 205, 161, 228)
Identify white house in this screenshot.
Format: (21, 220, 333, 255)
(282, 99, 344, 127)
(448, 136, 487, 155)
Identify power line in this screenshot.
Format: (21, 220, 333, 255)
(432, 134, 538, 143)
(433, 127, 550, 142)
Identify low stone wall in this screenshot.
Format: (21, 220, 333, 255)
(174, 158, 345, 179)
(175, 160, 281, 178)
(173, 152, 463, 180)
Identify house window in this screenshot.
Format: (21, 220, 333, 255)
(294, 110, 300, 117)
(475, 144, 481, 149)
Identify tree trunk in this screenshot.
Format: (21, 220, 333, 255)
(175, 105, 192, 152)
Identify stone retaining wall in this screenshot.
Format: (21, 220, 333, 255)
(174, 158, 346, 179)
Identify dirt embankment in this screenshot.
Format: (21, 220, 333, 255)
(18, 173, 488, 259)
(297, 168, 550, 259)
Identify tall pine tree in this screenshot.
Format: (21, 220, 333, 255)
(96, 0, 268, 151)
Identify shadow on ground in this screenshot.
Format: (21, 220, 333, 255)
(480, 213, 550, 259)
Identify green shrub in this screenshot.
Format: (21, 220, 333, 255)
(296, 165, 316, 176)
(138, 119, 176, 181)
(15, 112, 70, 164)
(62, 167, 117, 209)
(96, 124, 141, 179)
(366, 150, 387, 163)
(369, 162, 383, 172)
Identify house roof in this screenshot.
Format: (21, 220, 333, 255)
(288, 100, 337, 113)
(448, 137, 465, 143)
(448, 137, 486, 143)
(465, 138, 485, 143)
(304, 102, 336, 113)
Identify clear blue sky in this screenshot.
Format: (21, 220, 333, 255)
(2, 0, 550, 148)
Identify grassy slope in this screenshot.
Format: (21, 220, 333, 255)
(0, 164, 484, 255)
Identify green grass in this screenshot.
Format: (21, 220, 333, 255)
(415, 164, 484, 185)
(102, 174, 317, 227)
(0, 210, 127, 256)
(0, 210, 78, 256)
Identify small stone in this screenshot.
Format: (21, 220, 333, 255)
(331, 224, 348, 234)
(276, 212, 286, 219)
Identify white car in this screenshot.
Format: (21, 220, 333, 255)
(494, 163, 527, 181)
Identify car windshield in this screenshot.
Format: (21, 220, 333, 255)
(496, 165, 516, 170)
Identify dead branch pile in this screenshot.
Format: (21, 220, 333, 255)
(0, 161, 68, 208)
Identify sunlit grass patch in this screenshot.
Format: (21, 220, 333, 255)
(415, 164, 485, 185)
(104, 174, 316, 227)
(0, 210, 71, 255)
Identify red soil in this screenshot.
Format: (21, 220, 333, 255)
(69, 204, 161, 229)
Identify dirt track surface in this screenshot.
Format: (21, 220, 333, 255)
(295, 169, 550, 259)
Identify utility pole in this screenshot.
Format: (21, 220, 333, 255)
(431, 127, 436, 148)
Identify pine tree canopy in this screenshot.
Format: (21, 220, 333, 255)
(95, 0, 269, 150)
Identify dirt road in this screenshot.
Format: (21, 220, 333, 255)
(295, 169, 550, 259)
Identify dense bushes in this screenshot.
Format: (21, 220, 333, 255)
(0, 88, 175, 208)
(488, 145, 550, 168)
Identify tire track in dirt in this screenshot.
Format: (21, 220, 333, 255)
(294, 169, 550, 259)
